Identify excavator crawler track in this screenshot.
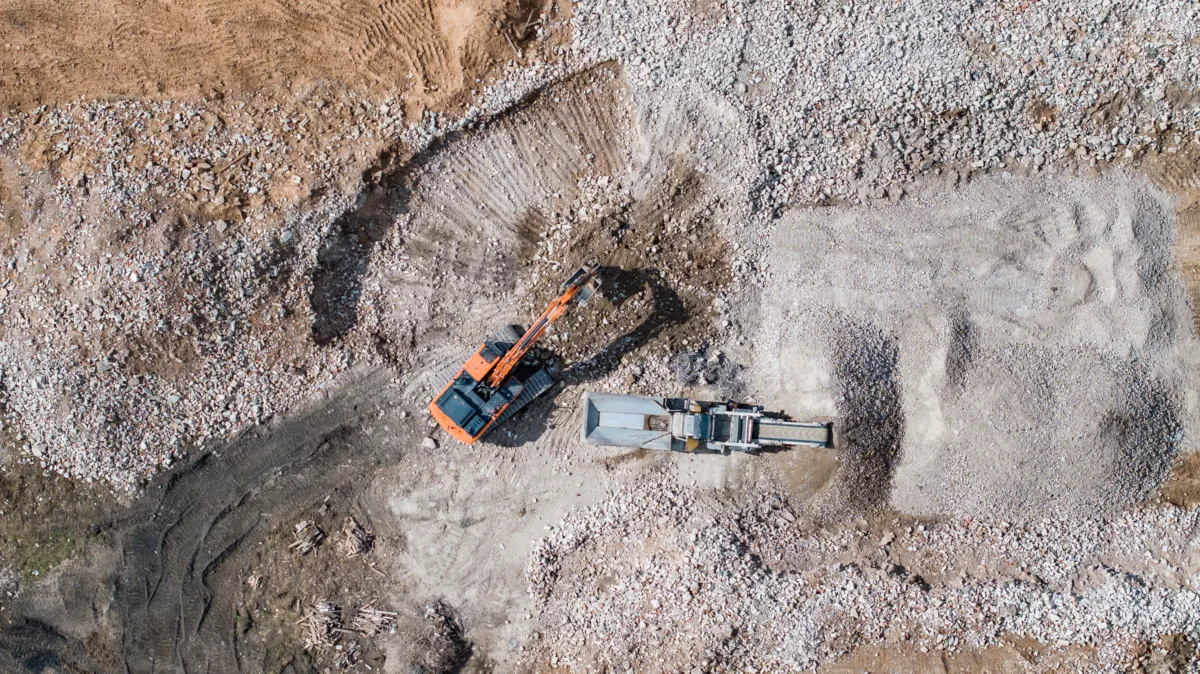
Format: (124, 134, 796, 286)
(494, 366, 557, 428)
(486, 324, 526, 354)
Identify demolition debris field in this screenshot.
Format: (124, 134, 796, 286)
(1, 0, 1200, 672)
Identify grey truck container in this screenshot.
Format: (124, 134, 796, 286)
(581, 392, 831, 454)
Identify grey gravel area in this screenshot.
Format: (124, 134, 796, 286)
(0, 78, 603, 486)
(525, 468, 1200, 673)
(569, 0, 1200, 208)
(0, 96, 390, 485)
(753, 174, 1197, 519)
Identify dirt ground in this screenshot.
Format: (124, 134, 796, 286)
(0, 0, 557, 114)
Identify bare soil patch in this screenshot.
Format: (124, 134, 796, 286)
(0, 0, 557, 111)
(0, 457, 111, 584)
(1162, 452, 1200, 507)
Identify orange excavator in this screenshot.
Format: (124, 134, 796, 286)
(429, 264, 602, 444)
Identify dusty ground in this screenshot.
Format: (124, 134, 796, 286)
(0, 1, 1199, 673)
(0, 0, 555, 113)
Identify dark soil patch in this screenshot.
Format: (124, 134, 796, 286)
(517, 156, 732, 378)
(236, 494, 397, 673)
(0, 455, 114, 584)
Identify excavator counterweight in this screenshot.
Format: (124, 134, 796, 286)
(429, 264, 601, 444)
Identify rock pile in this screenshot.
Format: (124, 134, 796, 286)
(525, 469, 1200, 672)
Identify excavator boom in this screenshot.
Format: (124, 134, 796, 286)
(485, 264, 600, 388)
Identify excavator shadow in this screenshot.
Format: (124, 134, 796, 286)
(488, 266, 689, 447)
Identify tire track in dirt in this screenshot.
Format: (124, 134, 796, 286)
(312, 63, 634, 351)
(0, 367, 415, 673)
(115, 368, 402, 673)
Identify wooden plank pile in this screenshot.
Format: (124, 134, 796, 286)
(351, 603, 398, 636)
(290, 520, 325, 555)
(303, 600, 341, 650)
(340, 517, 374, 557)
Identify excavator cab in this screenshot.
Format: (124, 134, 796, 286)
(429, 264, 601, 444)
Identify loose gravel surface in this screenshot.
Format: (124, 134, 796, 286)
(754, 174, 1197, 520)
(525, 468, 1200, 674)
(569, 0, 1200, 209)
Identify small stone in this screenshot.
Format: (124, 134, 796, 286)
(422, 437, 438, 449)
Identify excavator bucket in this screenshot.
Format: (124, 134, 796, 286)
(559, 264, 603, 305)
(577, 277, 601, 305)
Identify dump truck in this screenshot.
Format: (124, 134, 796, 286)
(581, 392, 831, 453)
(429, 264, 601, 444)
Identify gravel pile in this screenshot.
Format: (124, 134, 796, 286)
(568, 0, 1200, 210)
(753, 174, 1196, 519)
(0, 70, 617, 486)
(524, 469, 1200, 673)
(0, 94, 407, 484)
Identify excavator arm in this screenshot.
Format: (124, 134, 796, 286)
(485, 263, 600, 388)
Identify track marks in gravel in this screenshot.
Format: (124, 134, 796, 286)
(345, 64, 634, 351)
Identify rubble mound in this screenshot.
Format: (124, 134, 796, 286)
(753, 175, 1196, 519)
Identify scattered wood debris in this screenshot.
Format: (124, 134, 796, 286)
(290, 520, 324, 555)
(340, 516, 374, 557)
(247, 573, 263, 590)
(303, 600, 342, 651)
(415, 600, 472, 673)
(352, 603, 398, 636)
(333, 641, 362, 667)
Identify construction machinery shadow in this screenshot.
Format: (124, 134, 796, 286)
(490, 266, 689, 447)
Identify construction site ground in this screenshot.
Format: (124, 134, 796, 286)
(2, 1, 1200, 673)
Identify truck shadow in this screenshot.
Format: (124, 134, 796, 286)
(489, 266, 688, 447)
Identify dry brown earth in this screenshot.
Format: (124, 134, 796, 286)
(0, 0, 554, 114)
